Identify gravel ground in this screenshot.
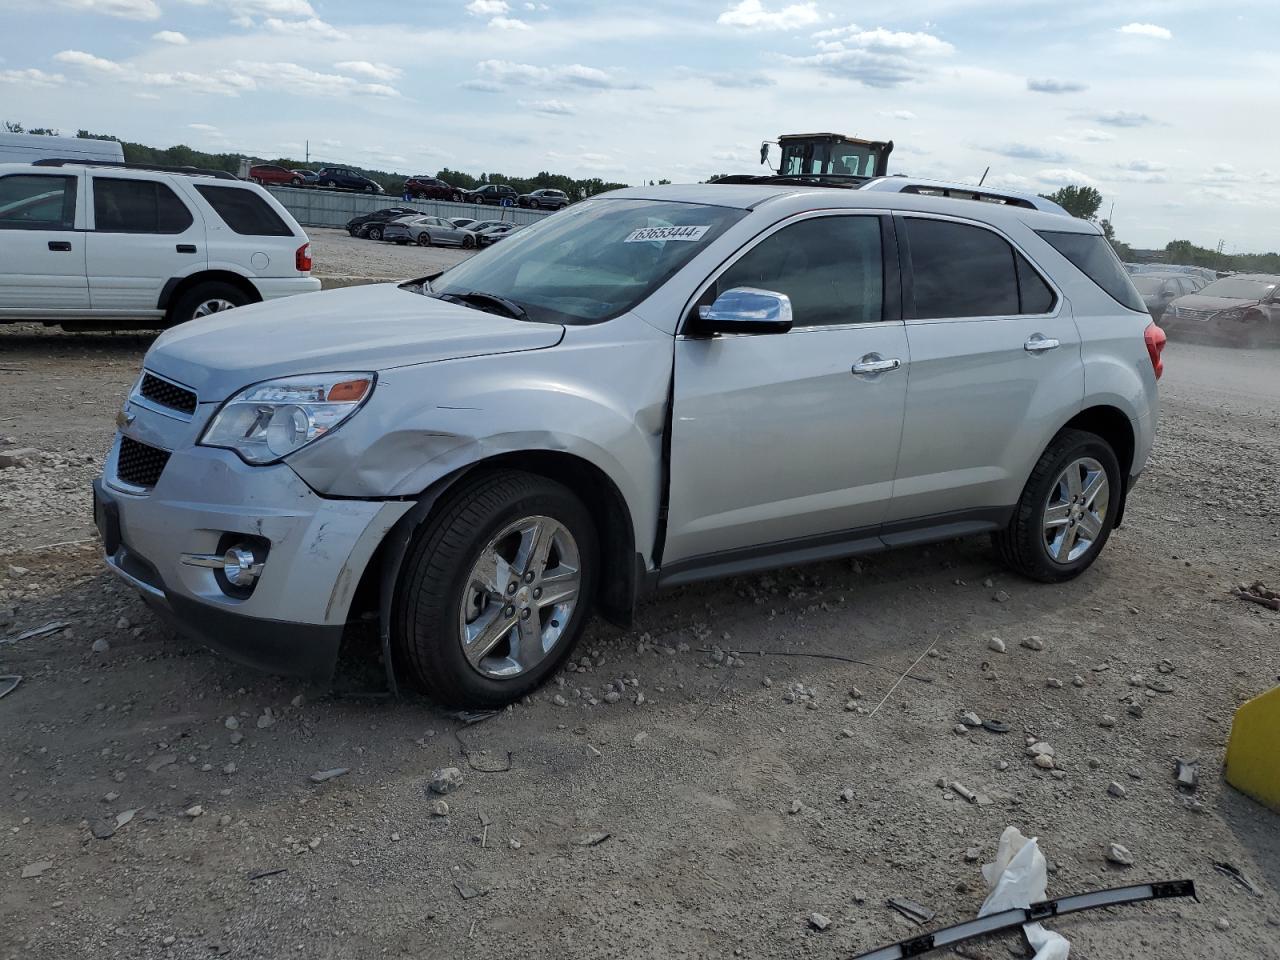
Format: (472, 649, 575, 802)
(0, 329, 1278, 960)
(308, 227, 474, 284)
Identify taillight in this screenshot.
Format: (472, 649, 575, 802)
(1144, 322, 1167, 380)
(295, 242, 312, 272)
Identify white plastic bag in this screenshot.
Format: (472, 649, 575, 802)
(979, 826, 1071, 960)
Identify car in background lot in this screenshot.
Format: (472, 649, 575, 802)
(1132, 272, 1204, 320)
(1161, 273, 1280, 345)
(473, 222, 521, 245)
(518, 188, 570, 210)
(0, 161, 318, 328)
(291, 169, 318, 185)
(382, 215, 477, 248)
(316, 166, 384, 193)
(92, 180, 1163, 706)
(465, 183, 518, 206)
(345, 207, 418, 240)
(249, 164, 304, 187)
(449, 217, 477, 229)
(403, 176, 465, 202)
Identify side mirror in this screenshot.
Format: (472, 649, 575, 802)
(693, 287, 793, 335)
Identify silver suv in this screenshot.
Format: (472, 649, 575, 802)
(93, 179, 1165, 706)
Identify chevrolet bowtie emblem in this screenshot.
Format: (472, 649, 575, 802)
(116, 408, 136, 429)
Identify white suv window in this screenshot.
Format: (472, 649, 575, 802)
(194, 185, 293, 237)
(94, 178, 193, 234)
(0, 174, 77, 230)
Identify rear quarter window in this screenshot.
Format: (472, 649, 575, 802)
(195, 185, 294, 237)
(1037, 230, 1146, 312)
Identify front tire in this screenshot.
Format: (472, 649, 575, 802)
(367, 225, 383, 241)
(994, 428, 1121, 583)
(394, 470, 598, 708)
(462, 234, 476, 249)
(417, 232, 432, 246)
(167, 281, 249, 327)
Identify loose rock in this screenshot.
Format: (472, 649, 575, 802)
(428, 767, 465, 795)
(1106, 843, 1134, 866)
(309, 768, 349, 784)
(1107, 781, 1126, 798)
(808, 913, 832, 932)
(988, 637, 1006, 653)
(1020, 636, 1044, 651)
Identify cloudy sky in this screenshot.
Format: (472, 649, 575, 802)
(1, 0, 1277, 250)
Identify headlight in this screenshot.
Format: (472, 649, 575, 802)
(200, 373, 375, 464)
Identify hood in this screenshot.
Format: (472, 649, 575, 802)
(146, 283, 564, 401)
(1171, 293, 1260, 312)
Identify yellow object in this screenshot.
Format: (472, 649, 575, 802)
(1225, 685, 1280, 813)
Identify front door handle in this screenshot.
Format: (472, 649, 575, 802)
(851, 354, 902, 376)
(1024, 334, 1061, 353)
(176, 244, 197, 254)
(48, 241, 72, 252)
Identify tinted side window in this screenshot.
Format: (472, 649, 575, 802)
(906, 218, 1019, 319)
(94, 178, 194, 234)
(1037, 230, 1146, 312)
(0, 174, 77, 230)
(713, 215, 884, 327)
(1016, 252, 1057, 313)
(194, 185, 293, 237)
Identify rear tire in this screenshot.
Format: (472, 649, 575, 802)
(290, 177, 302, 186)
(994, 428, 1121, 583)
(367, 225, 383, 241)
(167, 281, 250, 328)
(394, 470, 598, 708)
(417, 232, 432, 246)
(462, 234, 476, 249)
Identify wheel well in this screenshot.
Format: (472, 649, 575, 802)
(1062, 405, 1135, 478)
(159, 271, 262, 313)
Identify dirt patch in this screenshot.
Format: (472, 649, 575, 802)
(1, 336, 1278, 960)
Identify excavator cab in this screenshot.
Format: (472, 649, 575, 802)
(761, 133, 893, 179)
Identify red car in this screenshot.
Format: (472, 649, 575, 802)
(403, 175, 465, 201)
(249, 164, 304, 187)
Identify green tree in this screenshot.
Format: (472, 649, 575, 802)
(1039, 185, 1103, 220)
(4, 121, 23, 133)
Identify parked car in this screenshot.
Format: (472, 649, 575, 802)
(291, 169, 319, 185)
(474, 222, 521, 245)
(449, 217, 477, 229)
(403, 176, 465, 202)
(518, 188, 570, 210)
(465, 183, 518, 206)
(94, 180, 1163, 707)
(1161, 273, 1280, 345)
(316, 166, 384, 193)
(382, 215, 478, 248)
(249, 164, 304, 187)
(1132, 273, 1203, 320)
(0, 161, 318, 328)
(344, 207, 418, 240)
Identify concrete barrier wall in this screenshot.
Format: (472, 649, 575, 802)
(265, 185, 552, 231)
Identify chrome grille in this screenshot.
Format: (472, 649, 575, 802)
(139, 373, 197, 416)
(1176, 308, 1217, 322)
(116, 436, 171, 488)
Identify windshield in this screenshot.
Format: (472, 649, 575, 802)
(429, 198, 747, 324)
(1197, 278, 1276, 300)
(780, 141, 879, 177)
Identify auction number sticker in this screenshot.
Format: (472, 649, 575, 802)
(624, 225, 711, 243)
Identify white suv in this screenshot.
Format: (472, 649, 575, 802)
(0, 162, 320, 328)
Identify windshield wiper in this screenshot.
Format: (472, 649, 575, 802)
(435, 290, 529, 322)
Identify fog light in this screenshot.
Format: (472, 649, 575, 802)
(223, 546, 264, 587)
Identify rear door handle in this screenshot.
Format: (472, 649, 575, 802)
(851, 355, 902, 376)
(1024, 334, 1061, 353)
(48, 241, 72, 252)
(176, 244, 197, 254)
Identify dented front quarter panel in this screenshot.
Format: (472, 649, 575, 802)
(286, 311, 675, 561)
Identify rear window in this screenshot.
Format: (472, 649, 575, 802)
(94, 178, 193, 234)
(195, 185, 293, 237)
(1037, 230, 1146, 312)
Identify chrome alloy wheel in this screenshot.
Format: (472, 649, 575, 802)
(458, 515, 581, 679)
(1043, 456, 1109, 564)
(192, 298, 237, 318)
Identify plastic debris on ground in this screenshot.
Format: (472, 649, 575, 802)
(980, 826, 1071, 960)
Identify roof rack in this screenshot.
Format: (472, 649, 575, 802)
(859, 176, 1066, 214)
(30, 158, 239, 180)
(711, 173, 871, 189)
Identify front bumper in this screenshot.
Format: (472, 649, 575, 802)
(94, 436, 412, 682)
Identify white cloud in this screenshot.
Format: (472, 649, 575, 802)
(491, 16, 530, 29)
(234, 60, 399, 96)
(465, 0, 509, 14)
(987, 142, 1074, 163)
(678, 68, 774, 88)
(1118, 22, 1172, 41)
(473, 59, 643, 90)
(263, 16, 346, 39)
(0, 68, 67, 87)
(188, 122, 219, 131)
(790, 26, 954, 88)
(55, 0, 159, 20)
(53, 49, 127, 73)
(220, 0, 317, 16)
(334, 61, 402, 82)
(518, 98, 575, 115)
(1212, 162, 1235, 173)
(718, 0, 820, 31)
(1059, 128, 1115, 143)
(1037, 168, 1098, 187)
(1027, 77, 1087, 94)
(879, 108, 916, 120)
(984, 173, 1035, 191)
(152, 30, 190, 44)
(1117, 159, 1167, 172)
(1096, 110, 1154, 127)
